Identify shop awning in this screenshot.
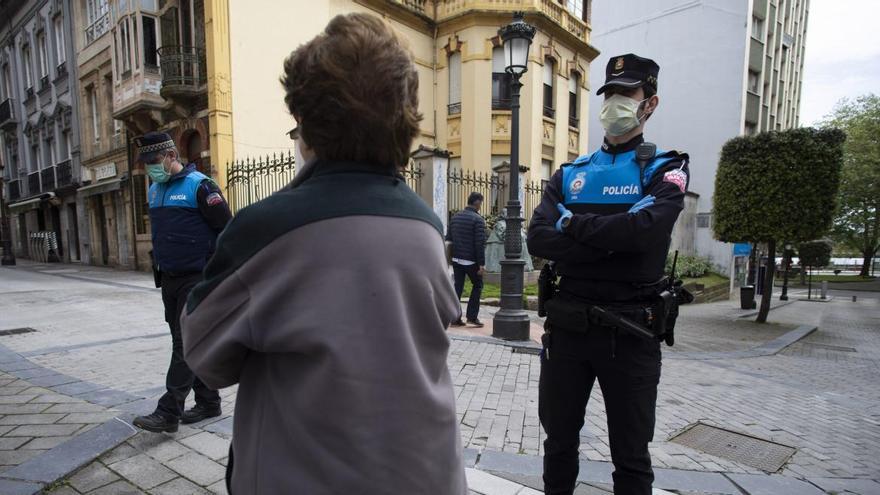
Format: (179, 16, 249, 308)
(8, 193, 54, 214)
(77, 179, 121, 197)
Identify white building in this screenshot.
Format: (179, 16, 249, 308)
(588, 0, 808, 273)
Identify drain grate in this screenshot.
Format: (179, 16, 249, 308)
(669, 423, 796, 472)
(0, 327, 38, 337)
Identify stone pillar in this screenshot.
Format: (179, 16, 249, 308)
(411, 146, 450, 234)
(492, 161, 529, 215)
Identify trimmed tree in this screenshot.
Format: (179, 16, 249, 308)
(823, 95, 880, 276)
(714, 128, 845, 322)
(797, 239, 833, 299)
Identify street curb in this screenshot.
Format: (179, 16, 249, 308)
(449, 333, 542, 353)
(0, 417, 137, 494)
(667, 325, 817, 361)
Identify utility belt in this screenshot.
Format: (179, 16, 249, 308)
(538, 262, 691, 347)
(543, 296, 661, 341)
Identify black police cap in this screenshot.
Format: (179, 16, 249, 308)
(596, 53, 659, 95)
(134, 132, 176, 158)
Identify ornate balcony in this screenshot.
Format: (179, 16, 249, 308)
(27, 172, 40, 196)
(40, 167, 56, 192)
(158, 45, 207, 102)
(0, 99, 16, 130)
(57, 160, 72, 188)
(7, 180, 20, 202)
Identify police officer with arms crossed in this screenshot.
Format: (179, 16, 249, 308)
(527, 54, 691, 494)
(132, 132, 232, 433)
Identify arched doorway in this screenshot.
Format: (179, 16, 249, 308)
(183, 130, 205, 174)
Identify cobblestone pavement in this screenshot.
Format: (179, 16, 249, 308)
(2, 262, 879, 494)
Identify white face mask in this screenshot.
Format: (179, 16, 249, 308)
(599, 94, 649, 137)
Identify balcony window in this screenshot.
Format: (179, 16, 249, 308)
(752, 16, 765, 41)
(1, 65, 11, 101)
(568, 73, 579, 128)
(85, 0, 110, 44)
(54, 16, 66, 64)
(541, 159, 552, 181)
(119, 17, 133, 76)
(22, 47, 33, 90)
(89, 86, 100, 144)
(38, 34, 49, 79)
(491, 47, 511, 110)
(748, 71, 760, 93)
(543, 61, 555, 119)
(448, 51, 461, 115)
(566, 0, 584, 19)
(143, 16, 158, 70)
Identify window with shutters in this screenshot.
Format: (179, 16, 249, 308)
(568, 73, 579, 128)
(448, 51, 460, 115)
(543, 60, 555, 118)
(491, 47, 511, 110)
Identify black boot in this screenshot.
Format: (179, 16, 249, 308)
(181, 404, 222, 424)
(133, 412, 179, 433)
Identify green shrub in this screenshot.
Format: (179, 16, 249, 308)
(665, 253, 713, 278)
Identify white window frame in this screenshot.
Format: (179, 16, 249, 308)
(566, 0, 584, 20)
(119, 17, 132, 75)
(448, 51, 461, 113)
(22, 47, 33, 89)
(89, 86, 100, 143)
(54, 16, 66, 64)
(752, 16, 765, 41)
(38, 33, 49, 78)
(63, 131, 72, 160)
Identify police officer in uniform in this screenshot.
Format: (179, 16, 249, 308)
(133, 132, 232, 433)
(527, 54, 690, 494)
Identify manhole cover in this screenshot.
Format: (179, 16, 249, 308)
(669, 423, 796, 472)
(0, 327, 38, 337)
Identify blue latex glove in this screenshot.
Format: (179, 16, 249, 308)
(628, 195, 655, 214)
(555, 203, 573, 233)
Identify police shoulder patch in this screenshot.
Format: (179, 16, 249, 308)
(206, 192, 225, 206)
(663, 168, 688, 193)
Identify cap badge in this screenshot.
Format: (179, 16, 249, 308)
(614, 57, 625, 70)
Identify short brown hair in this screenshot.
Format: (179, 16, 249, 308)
(280, 13, 422, 170)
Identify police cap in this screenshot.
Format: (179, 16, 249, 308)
(596, 53, 659, 95)
(134, 132, 176, 160)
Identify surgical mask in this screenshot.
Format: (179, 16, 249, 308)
(599, 94, 649, 137)
(146, 161, 171, 184)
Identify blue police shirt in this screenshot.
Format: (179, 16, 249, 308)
(149, 165, 220, 274)
(527, 134, 690, 302)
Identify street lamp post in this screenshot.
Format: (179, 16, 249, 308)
(493, 12, 535, 341)
(780, 243, 791, 301)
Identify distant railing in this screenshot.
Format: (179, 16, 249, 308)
(0, 98, 16, 128)
(226, 152, 296, 214)
(158, 45, 207, 90)
(447, 167, 505, 222)
(28, 172, 40, 196)
(403, 160, 423, 192)
(391, 0, 427, 14)
(7, 180, 20, 202)
(523, 179, 546, 227)
(85, 12, 110, 44)
(57, 160, 72, 187)
(40, 166, 56, 192)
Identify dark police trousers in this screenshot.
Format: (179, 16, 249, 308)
(540, 307, 661, 495)
(452, 262, 483, 321)
(156, 272, 220, 420)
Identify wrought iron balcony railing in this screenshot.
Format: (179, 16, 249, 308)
(40, 166, 56, 192)
(57, 160, 72, 188)
(85, 13, 110, 45)
(7, 180, 20, 202)
(27, 172, 40, 196)
(0, 98, 16, 130)
(158, 45, 207, 97)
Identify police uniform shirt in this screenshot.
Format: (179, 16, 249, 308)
(527, 134, 689, 302)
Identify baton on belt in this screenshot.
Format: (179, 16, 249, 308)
(588, 305, 655, 340)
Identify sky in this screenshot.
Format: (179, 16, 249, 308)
(799, 0, 880, 125)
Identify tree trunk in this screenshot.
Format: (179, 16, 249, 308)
(860, 250, 874, 277)
(757, 240, 776, 323)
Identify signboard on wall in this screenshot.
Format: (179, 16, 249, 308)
(94, 162, 117, 181)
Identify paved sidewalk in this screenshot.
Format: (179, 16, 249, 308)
(2, 262, 879, 494)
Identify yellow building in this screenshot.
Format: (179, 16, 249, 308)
(223, 0, 599, 186)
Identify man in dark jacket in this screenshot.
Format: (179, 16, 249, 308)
(447, 192, 487, 327)
(132, 132, 232, 433)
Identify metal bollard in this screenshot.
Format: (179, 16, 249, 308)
(820, 281, 828, 300)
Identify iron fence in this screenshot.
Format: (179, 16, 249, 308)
(226, 152, 296, 213)
(524, 179, 547, 227)
(403, 160, 422, 192)
(447, 167, 506, 223)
